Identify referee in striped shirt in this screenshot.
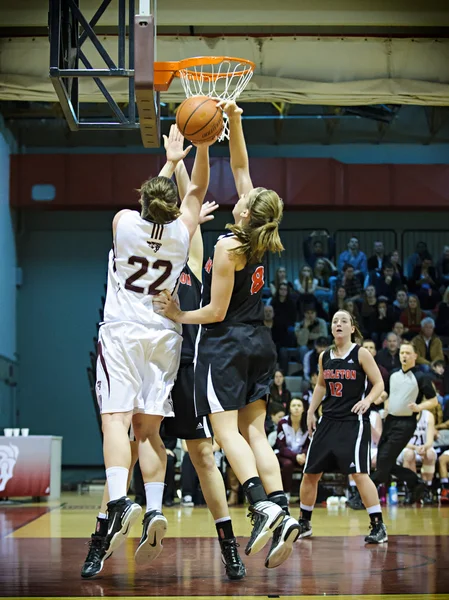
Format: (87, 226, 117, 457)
(371, 341, 438, 502)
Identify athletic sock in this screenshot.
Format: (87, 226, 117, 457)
(242, 477, 267, 505)
(441, 478, 448, 489)
(144, 482, 165, 514)
(268, 490, 290, 516)
(300, 502, 314, 522)
(215, 517, 234, 541)
(426, 481, 432, 486)
(95, 515, 108, 537)
(367, 504, 383, 525)
(105, 466, 128, 502)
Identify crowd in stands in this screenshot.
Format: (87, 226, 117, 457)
(133, 237, 449, 507)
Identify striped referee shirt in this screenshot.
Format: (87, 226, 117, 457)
(386, 367, 435, 417)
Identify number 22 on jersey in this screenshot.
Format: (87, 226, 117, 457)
(125, 256, 172, 295)
(251, 266, 265, 295)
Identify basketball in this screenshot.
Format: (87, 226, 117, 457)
(176, 96, 223, 143)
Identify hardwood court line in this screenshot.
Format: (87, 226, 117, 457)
(0, 505, 56, 538)
(3, 595, 449, 600)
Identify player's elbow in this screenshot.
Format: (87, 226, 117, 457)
(211, 307, 226, 322)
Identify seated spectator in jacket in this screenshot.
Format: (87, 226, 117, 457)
(329, 286, 347, 319)
(367, 240, 387, 273)
(337, 236, 367, 280)
(430, 360, 449, 406)
(406, 241, 430, 278)
(337, 264, 362, 302)
(313, 258, 337, 304)
(388, 250, 406, 284)
(303, 336, 329, 381)
(370, 298, 396, 345)
(412, 317, 445, 369)
(363, 339, 390, 389)
(276, 398, 309, 497)
(373, 262, 401, 302)
(303, 230, 335, 268)
(437, 246, 449, 288)
(392, 287, 409, 318)
(265, 401, 286, 447)
(400, 294, 423, 339)
(359, 285, 378, 336)
(269, 282, 297, 351)
(294, 265, 318, 296)
(376, 332, 401, 373)
(295, 307, 328, 362)
(269, 266, 294, 297)
(269, 370, 292, 413)
(436, 286, 449, 336)
(392, 321, 405, 344)
(410, 254, 439, 294)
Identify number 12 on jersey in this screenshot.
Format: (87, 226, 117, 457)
(329, 382, 343, 397)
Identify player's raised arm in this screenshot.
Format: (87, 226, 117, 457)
(159, 125, 192, 179)
(220, 100, 253, 197)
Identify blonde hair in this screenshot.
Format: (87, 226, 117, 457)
(330, 309, 363, 351)
(227, 187, 284, 263)
(139, 176, 180, 225)
(443, 286, 449, 304)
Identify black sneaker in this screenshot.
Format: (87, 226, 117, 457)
(422, 486, 434, 505)
(245, 501, 285, 556)
(297, 517, 313, 538)
(105, 496, 142, 556)
(81, 534, 108, 579)
(410, 480, 427, 504)
(135, 509, 167, 565)
(265, 515, 300, 569)
(347, 491, 365, 511)
(220, 538, 246, 580)
(365, 521, 388, 544)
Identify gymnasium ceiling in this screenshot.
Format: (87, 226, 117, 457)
(1, 0, 449, 148)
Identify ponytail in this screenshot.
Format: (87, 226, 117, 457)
(227, 187, 284, 263)
(139, 176, 180, 225)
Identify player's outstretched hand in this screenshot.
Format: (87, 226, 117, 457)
(216, 99, 243, 118)
(307, 411, 317, 437)
(199, 201, 219, 224)
(351, 398, 371, 416)
(153, 290, 182, 322)
(163, 124, 192, 163)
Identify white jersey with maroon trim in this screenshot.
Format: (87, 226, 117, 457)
(103, 210, 189, 328)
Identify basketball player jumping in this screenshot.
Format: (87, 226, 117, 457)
(155, 100, 300, 569)
(298, 310, 388, 543)
(96, 126, 213, 567)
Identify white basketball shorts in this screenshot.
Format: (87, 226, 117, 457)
(96, 321, 182, 417)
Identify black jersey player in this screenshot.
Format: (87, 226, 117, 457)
(155, 100, 300, 570)
(298, 310, 388, 544)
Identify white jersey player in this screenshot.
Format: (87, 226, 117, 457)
(97, 125, 214, 568)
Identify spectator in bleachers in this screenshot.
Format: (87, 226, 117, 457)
(392, 321, 406, 344)
(437, 246, 449, 288)
(303, 230, 335, 268)
(406, 241, 430, 278)
(270, 370, 292, 413)
(328, 285, 347, 319)
(276, 398, 309, 497)
(392, 287, 409, 318)
(264, 304, 274, 330)
(409, 254, 438, 294)
(303, 336, 329, 382)
(430, 360, 449, 408)
(400, 294, 423, 339)
(302, 372, 318, 406)
(269, 266, 294, 297)
(343, 299, 361, 324)
(388, 250, 406, 284)
(376, 332, 401, 373)
(397, 409, 436, 505)
(370, 298, 396, 345)
(294, 265, 318, 295)
(436, 286, 449, 337)
(337, 236, 368, 279)
(362, 339, 390, 388)
(359, 285, 378, 336)
(265, 401, 286, 447)
(294, 307, 328, 362)
(412, 317, 445, 369)
(313, 258, 336, 304)
(373, 262, 401, 302)
(337, 264, 362, 302)
(269, 282, 297, 351)
(367, 241, 387, 273)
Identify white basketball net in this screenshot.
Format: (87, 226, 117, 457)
(178, 59, 254, 141)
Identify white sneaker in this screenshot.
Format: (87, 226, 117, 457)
(181, 495, 194, 507)
(134, 510, 167, 565)
(245, 501, 285, 556)
(265, 515, 300, 568)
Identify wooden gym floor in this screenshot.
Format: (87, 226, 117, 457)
(1, 492, 448, 600)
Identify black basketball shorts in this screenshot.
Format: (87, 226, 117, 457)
(164, 363, 212, 440)
(194, 323, 277, 417)
(304, 416, 371, 475)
